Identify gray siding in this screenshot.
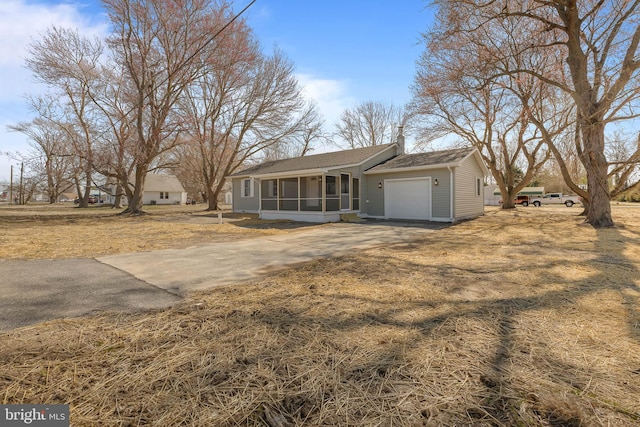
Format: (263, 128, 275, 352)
(326, 165, 361, 176)
(364, 168, 452, 218)
(453, 156, 485, 220)
(232, 177, 260, 212)
(363, 174, 385, 216)
(430, 169, 452, 218)
(359, 149, 397, 214)
(327, 151, 395, 212)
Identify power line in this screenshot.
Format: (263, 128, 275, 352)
(89, 0, 257, 147)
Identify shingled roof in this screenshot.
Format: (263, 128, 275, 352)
(231, 144, 396, 177)
(365, 146, 477, 173)
(144, 174, 186, 192)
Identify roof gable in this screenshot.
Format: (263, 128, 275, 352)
(231, 144, 396, 177)
(365, 147, 485, 174)
(144, 174, 186, 192)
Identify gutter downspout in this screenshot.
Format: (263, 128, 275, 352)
(447, 166, 454, 222)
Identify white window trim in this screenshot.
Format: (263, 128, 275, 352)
(241, 178, 254, 198)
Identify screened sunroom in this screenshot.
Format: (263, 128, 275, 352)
(257, 173, 360, 222)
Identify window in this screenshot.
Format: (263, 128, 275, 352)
(260, 179, 278, 198)
(279, 178, 299, 211)
(340, 175, 349, 194)
(325, 176, 338, 196)
(160, 192, 169, 199)
(261, 179, 277, 210)
(300, 176, 322, 211)
(280, 178, 298, 198)
(476, 178, 482, 197)
(352, 177, 360, 210)
(241, 178, 254, 198)
(325, 176, 339, 211)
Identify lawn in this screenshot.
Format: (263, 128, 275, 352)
(1, 204, 639, 426)
(0, 204, 307, 259)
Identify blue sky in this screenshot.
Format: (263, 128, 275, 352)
(0, 0, 433, 181)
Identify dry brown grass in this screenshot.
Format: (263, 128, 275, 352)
(0, 204, 302, 259)
(1, 205, 640, 426)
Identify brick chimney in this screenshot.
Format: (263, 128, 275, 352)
(396, 125, 405, 155)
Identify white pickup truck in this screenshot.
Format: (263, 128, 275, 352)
(530, 193, 582, 207)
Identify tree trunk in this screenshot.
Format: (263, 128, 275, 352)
(501, 197, 516, 209)
(76, 171, 92, 208)
(73, 176, 82, 207)
(113, 183, 123, 209)
(121, 167, 146, 215)
(206, 186, 219, 211)
(581, 123, 614, 227)
(46, 159, 56, 203)
(204, 170, 224, 211)
(494, 177, 517, 209)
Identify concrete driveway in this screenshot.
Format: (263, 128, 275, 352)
(0, 221, 446, 331)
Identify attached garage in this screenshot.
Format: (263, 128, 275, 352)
(365, 147, 488, 223)
(384, 178, 431, 220)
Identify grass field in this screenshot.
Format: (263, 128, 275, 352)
(1, 204, 639, 426)
(0, 204, 304, 259)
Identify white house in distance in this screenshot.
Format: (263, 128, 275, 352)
(230, 130, 488, 223)
(143, 173, 187, 205)
(106, 173, 187, 205)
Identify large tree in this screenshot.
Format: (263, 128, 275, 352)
(103, 0, 232, 214)
(412, 18, 551, 209)
(180, 38, 323, 210)
(430, 0, 640, 227)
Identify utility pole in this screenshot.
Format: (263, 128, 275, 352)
(19, 162, 24, 205)
(9, 164, 13, 205)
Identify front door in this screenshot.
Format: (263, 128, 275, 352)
(340, 173, 350, 210)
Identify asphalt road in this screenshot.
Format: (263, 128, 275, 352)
(1, 221, 446, 332)
(0, 258, 182, 331)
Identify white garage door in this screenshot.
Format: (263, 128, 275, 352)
(384, 178, 431, 220)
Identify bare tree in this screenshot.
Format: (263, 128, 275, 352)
(180, 39, 320, 210)
(412, 22, 550, 209)
(607, 131, 640, 198)
(171, 138, 208, 203)
(335, 101, 409, 149)
(261, 103, 328, 161)
(103, 0, 234, 214)
(8, 98, 75, 203)
(431, 0, 640, 227)
(88, 64, 140, 209)
(25, 26, 103, 208)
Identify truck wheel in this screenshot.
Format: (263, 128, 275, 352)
(533, 201, 541, 207)
(522, 201, 529, 207)
(565, 201, 574, 207)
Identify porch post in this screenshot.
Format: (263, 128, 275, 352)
(297, 176, 301, 211)
(257, 177, 261, 216)
(321, 174, 326, 213)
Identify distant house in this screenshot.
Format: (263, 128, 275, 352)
(105, 174, 187, 205)
(142, 174, 187, 205)
(230, 130, 488, 223)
